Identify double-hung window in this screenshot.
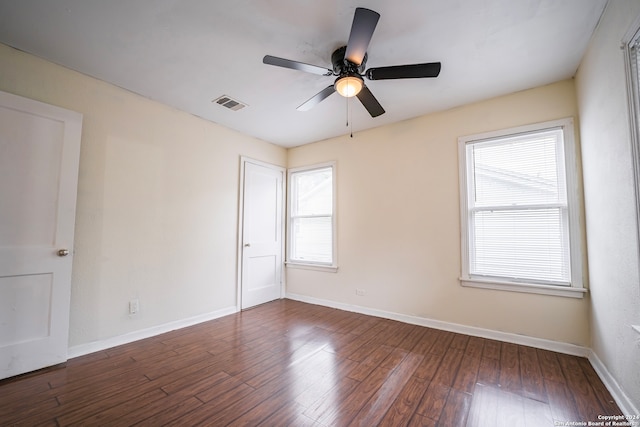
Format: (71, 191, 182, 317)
(458, 118, 585, 298)
(287, 163, 337, 270)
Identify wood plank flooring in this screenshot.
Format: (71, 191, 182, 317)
(0, 299, 624, 426)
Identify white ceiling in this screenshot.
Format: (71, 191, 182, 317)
(0, 0, 607, 147)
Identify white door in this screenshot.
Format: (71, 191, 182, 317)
(240, 159, 284, 309)
(0, 90, 82, 380)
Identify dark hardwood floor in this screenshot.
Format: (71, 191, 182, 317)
(0, 299, 623, 426)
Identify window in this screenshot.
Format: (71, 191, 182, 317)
(287, 163, 337, 270)
(458, 119, 585, 298)
(624, 21, 640, 260)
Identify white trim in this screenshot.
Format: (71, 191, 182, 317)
(458, 119, 572, 143)
(458, 140, 471, 282)
(460, 277, 587, 299)
(622, 10, 640, 47)
(560, 119, 585, 289)
(285, 292, 589, 357)
(588, 350, 640, 417)
(285, 262, 338, 273)
(67, 305, 237, 359)
(236, 157, 247, 313)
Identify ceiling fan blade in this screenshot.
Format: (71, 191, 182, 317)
(263, 55, 332, 76)
(297, 86, 336, 111)
(345, 8, 380, 65)
(356, 86, 385, 117)
(366, 62, 441, 80)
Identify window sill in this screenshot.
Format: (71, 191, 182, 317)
(285, 262, 338, 273)
(460, 277, 587, 299)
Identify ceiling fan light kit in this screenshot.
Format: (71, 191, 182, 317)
(335, 75, 363, 97)
(263, 7, 441, 118)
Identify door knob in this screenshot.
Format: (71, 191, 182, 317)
(244, 243, 251, 247)
(57, 249, 70, 257)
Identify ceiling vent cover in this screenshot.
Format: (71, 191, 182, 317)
(213, 95, 247, 111)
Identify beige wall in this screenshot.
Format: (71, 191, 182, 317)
(0, 43, 286, 347)
(287, 79, 590, 346)
(0, 38, 598, 352)
(575, 0, 640, 409)
(4, 5, 640, 406)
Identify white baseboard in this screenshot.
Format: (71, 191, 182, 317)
(588, 350, 639, 416)
(286, 292, 590, 357)
(286, 293, 640, 413)
(67, 305, 237, 359)
(67, 295, 637, 416)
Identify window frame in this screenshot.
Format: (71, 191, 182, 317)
(623, 19, 640, 264)
(458, 118, 586, 298)
(286, 161, 338, 272)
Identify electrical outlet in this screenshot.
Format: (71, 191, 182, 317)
(129, 299, 139, 315)
(356, 288, 366, 296)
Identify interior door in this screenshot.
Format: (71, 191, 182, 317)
(240, 159, 284, 309)
(0, 90, 82, 380)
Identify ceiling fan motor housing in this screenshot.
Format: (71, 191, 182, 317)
(332, 46, 367, 76)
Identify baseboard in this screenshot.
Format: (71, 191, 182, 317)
(588, 350, 639, 416)
(67, 305, 238, 359)
(286, 293, 640, 413)
(285, 292, 590, 357)
(67, 296, 638, 416)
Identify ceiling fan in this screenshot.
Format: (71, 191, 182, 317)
(263, 7, 441, 118)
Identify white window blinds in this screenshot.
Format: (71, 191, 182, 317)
(465, 128, 572, 285)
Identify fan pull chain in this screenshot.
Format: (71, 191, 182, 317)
(346, 94, 349, 127)
(350, 96, 353, 138)
(346, 95, 354, 138)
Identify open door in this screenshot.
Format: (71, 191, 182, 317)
(0, 90, 82, 380)
(239, 158, 284, 309)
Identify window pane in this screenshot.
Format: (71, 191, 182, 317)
(291, 217, 332, 263)
(292, 167, 332, 216)
(471, 208, 570, 283)
(472, 130, 565, 207)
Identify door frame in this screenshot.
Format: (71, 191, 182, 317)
(236, 156, 286, 311)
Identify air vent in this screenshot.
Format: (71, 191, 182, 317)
(213, 95, 247, 111)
